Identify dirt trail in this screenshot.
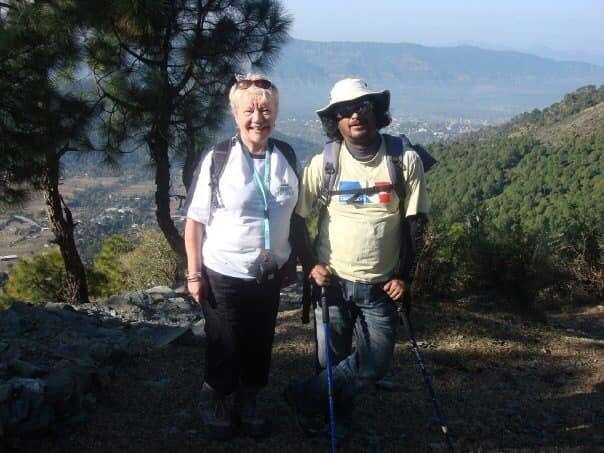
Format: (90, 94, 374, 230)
(13, 297, 604, 452)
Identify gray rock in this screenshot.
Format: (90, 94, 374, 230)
(147, 286, 176, 297)
(106, 294, 129, 307)
(0, 383, 12, 402)
(45, 302, 76, 313)
(138, 326, 190, 349)
(191, 319, 206, 337)
(45, 368, 74, 404)
(8, 378, 45, 424)
(0, 310, 23, 336)
(8, 360, 47, 378)
(173, 285, 188, 296)
(142, 378, 171, 388)
(167, 297, 194, 311)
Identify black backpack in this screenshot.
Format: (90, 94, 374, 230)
(184, 135, 298, 221)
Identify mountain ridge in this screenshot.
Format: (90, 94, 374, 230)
(271, 39, 604, 121)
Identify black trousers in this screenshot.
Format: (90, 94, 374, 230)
(201, 266, 281, 396)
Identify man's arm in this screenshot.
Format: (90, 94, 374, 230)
(385, 151, 429, 301)
(399, 213, 428, 284)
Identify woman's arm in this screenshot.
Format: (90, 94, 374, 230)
(184, 218, 206, 303)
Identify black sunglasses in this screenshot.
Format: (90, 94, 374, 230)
(236, 79, 273, 90)
(334, 100, 374, 120)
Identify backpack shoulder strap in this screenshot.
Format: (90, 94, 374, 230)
(382, 134, 405, 197)
(209, 137, 234, 216)
(318, 140, 341, 207)
(269, 138, 298, 179)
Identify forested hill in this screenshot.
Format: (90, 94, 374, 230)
(427, 85, 604, 235)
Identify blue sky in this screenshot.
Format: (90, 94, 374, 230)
(283, 0, 604, 64)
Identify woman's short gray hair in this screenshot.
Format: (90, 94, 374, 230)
(229, 73, 279, 114)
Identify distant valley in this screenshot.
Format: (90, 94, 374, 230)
(271, 39, 604, 121)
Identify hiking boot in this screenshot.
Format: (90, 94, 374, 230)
(235, 386, 271, 439)
(199, 382, 233, 441)
(283, 382, 324, 437)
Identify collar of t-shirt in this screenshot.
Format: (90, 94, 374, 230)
(237, 135, 269, 159)
(344, 134, 382, 162)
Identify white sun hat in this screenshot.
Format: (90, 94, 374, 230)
(316, 78, 390, 118)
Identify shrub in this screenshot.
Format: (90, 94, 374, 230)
(466, 222, 558, 306)
(415, 214, 562, 308)
(89, 234, 136, 297)
(0, 249, 68, 304)
(119, 228, 182, 290)
(414, 221, 470, 296)
(90, 229, 182, 297)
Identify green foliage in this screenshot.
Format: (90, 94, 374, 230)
(0, 249, 68, 305)
(415, 214, 565, 305)
(90, 234, 136, 297)
(414, 221, 470, 295)
(90, 229, 181, 297)
(428, 125, 603, 241)
(423, 95, 603, 305)
(0, 1, 96, 205)
(119, 229, 182, 290)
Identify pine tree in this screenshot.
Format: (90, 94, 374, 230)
(0, 1, 105, 304)
(83, 0, 292, 258)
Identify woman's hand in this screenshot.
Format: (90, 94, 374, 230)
(187, 276, 206, 304)
(310, 263, 332, 287)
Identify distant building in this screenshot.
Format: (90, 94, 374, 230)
(0, 255, 18, 262)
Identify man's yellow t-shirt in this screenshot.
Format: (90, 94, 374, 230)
(296, 136, 429, 283)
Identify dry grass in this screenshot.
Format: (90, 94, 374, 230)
(13, 296, 604, 452)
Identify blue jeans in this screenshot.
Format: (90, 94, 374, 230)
(309, 276, 399, 408)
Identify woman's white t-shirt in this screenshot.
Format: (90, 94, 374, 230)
(186, 138, 298, 279)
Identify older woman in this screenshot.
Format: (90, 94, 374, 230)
(184, 74, 298, 440)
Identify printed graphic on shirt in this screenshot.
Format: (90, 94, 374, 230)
(276, 183, 294, 198)
(337, 180, 393, 205)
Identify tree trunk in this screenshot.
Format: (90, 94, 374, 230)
(149, 119, 186, 260)
(182, 112, 198, 193)
(43, 152, 89, 304)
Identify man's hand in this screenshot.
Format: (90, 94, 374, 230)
(383, 278, 406, 301)
(187, 277, 206, 304)
(310, 263, 332, 287)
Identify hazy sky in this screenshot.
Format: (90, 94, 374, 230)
(284, 0, 604, 62)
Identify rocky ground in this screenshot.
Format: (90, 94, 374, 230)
(2, 288, 603, 452)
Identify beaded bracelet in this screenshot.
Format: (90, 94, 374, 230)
(186, 271, 203, 281)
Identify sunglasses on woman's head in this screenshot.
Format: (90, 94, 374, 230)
(334, 100, 374, 120)
(236, 79, 272, 90)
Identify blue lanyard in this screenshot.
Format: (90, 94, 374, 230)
(245, 147, 272, 250)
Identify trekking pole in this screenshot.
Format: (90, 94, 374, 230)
(399, 294, 455, 453)
(320, 287, 338, 453)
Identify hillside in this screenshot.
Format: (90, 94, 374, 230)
(427, 85, 604, 234)
(271, 40, 604, 120)
(506, 85, 604, 145)
(12, 295, 604, 452)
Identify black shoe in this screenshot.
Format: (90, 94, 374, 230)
(199, 383, 233, 441)
(235, 387, 271, 439)
(283, 382, 324, 437)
